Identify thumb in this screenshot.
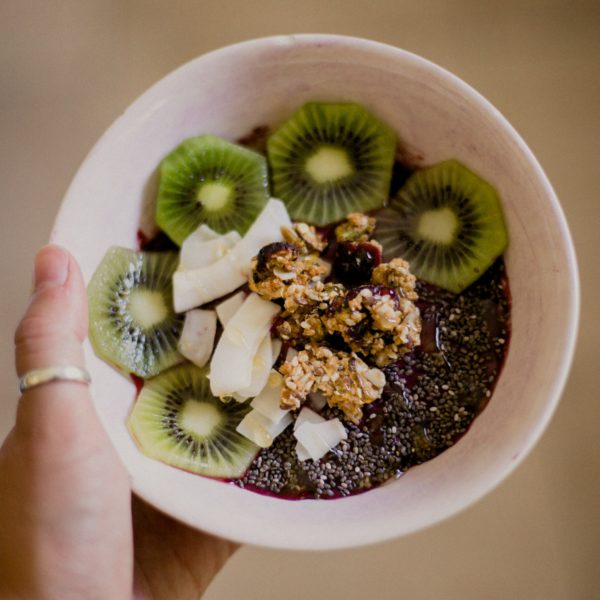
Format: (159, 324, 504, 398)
(15, 244, 87, 377)
(14, 245, 93, 437)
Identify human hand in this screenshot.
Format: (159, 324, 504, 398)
(0, 245, 237, 599)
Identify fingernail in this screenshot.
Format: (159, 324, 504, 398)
(34, 245, 69, 291)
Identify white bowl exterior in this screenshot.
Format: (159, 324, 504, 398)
(51, 35, 579, 549)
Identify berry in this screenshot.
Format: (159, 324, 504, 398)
(333, 242, 382, 285)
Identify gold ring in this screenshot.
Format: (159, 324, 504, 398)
(19, 366, 91, 395)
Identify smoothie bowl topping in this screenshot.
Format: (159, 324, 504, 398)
(87, 101, 510, 499)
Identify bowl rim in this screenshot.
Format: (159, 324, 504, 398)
(52, 33, 580, 549)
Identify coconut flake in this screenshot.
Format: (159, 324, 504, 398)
(293, 406, 325, 431)
(250, 371, 291, 423)
(209, 293, 280, 397)
(295, 441, 312, 462)
(236, 409, 293, 448)
(271, 338, 283, 364)
(192, 224, 221, 241)
(293, 418, 347, 461)
(232, 334, 273, 402)
(180, 229, 241, 270)
(177, 309, 217, 367)
(215, 291, 246, 327)
(173, 199, 292, 312)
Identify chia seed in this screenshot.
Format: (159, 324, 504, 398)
(235, 259, 511, 500)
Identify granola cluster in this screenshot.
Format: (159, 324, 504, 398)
(277, 281, 345, 342)
(279, 345, 385, 424)
(334, 212, 376, 242)
(282, 222, 328, 253)
(248, 240, 327, 301)
(324, 285, 421, 367)
(372, 258, 418, 301)
(249, 213, 422, 423)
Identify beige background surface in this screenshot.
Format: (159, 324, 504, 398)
(1, 1, 598, 598)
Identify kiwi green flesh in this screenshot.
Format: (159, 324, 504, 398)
(156, 135, 270, 245)
(375, 160, 508, 293)
(128, 364, 259, 479)
(88, 247, 184, 378)
(267, 102, 396, 226)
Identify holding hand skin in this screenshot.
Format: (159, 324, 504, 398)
(0, 245, 236, 599)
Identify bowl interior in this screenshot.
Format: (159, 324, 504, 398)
(51, 35, 578, 550)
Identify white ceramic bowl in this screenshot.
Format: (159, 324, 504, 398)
(51, 34, 579, 550)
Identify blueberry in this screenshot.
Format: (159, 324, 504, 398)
(333, 242, 382, 285)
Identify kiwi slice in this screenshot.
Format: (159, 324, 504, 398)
(88, 247, 184, 378)
(375, 160, 508, 293)
(128, 364, 259, 478)
(267, 102, 396, 226)
(156, 135, 269, 245)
